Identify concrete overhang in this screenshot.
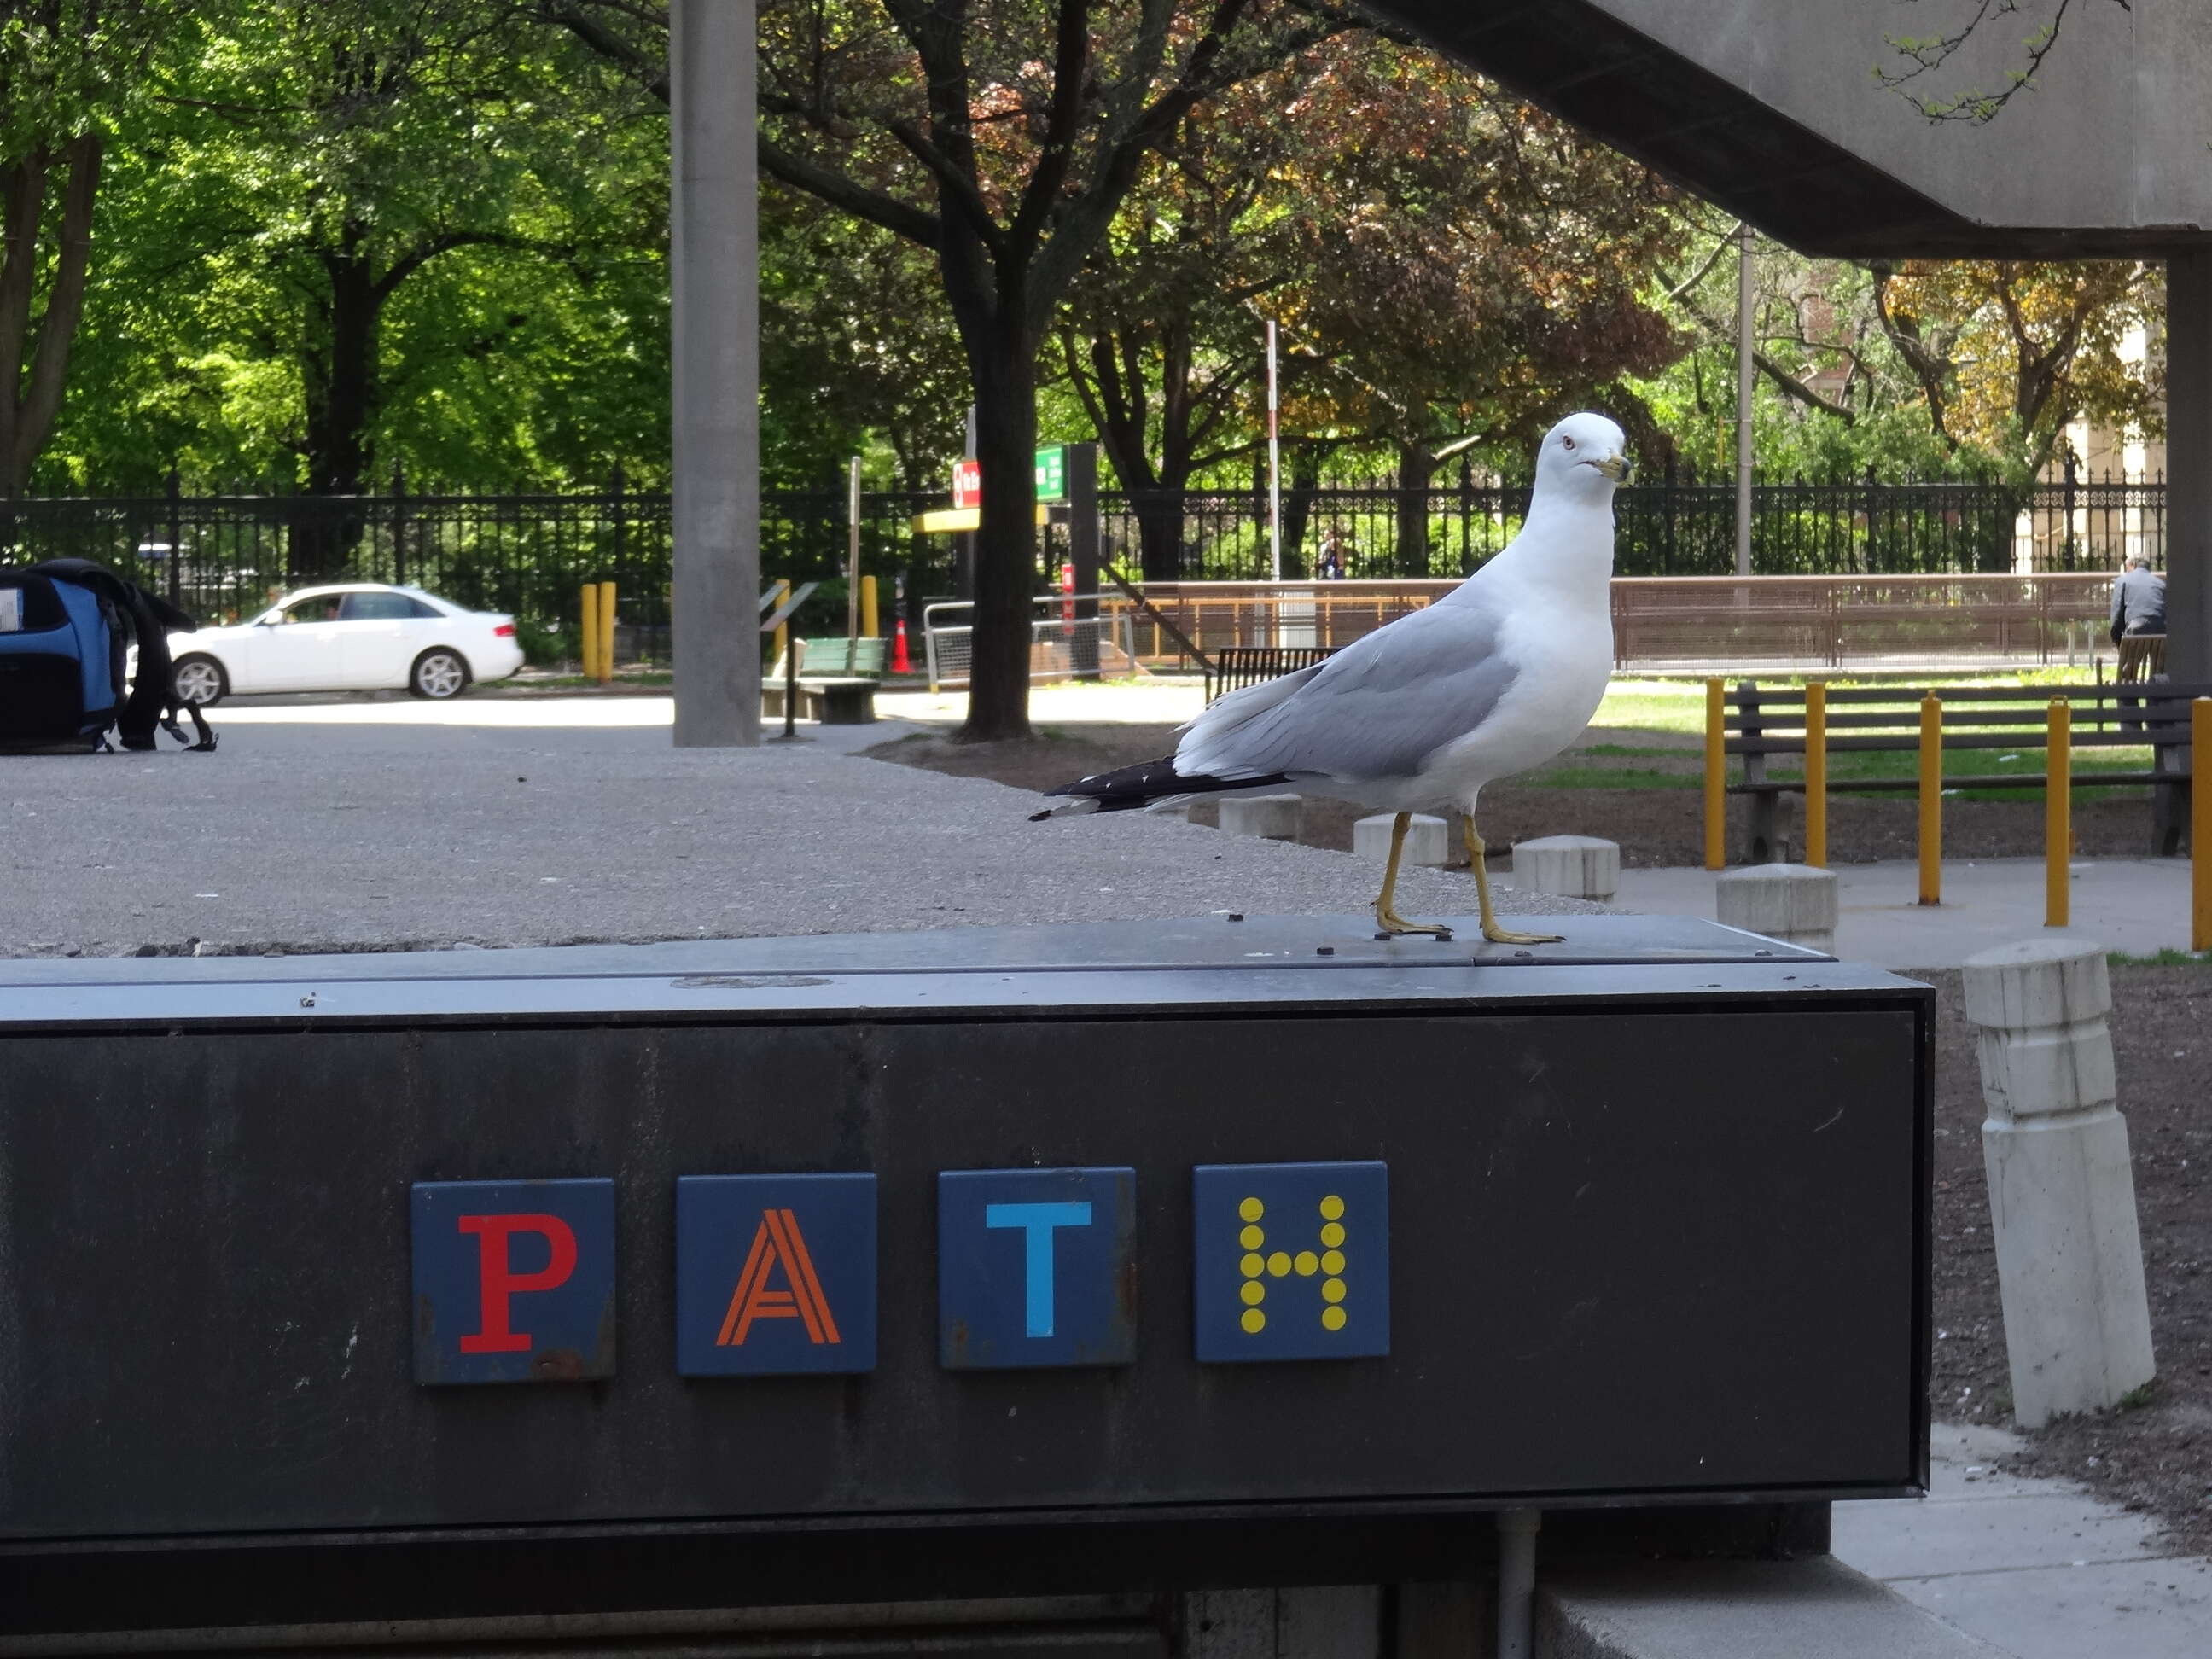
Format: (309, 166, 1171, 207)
(1361, 0, 2212, 258)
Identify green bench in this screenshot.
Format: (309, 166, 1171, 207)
(763, 635, 887, 724)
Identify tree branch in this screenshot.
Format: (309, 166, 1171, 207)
(758, 138, 942, 248)
(1007, 0, 1093, 263)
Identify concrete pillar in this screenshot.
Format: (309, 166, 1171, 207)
(1219, 795, 1301, 840)
(1511, 835, 1620, 901)
(669, 0, 760, 746)
(1714, 863, 1837, 954)
(1962, 940, 2155, 1429)
(1353, 812, 1449, 866)
(2168, 251, 2212, 687)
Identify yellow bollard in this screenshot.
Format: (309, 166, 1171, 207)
(2195, 699, 2210, 953)
(2046, 700, 2070, 928)
(1703, 678, 1726, 870)
(1918, 695, 1942, 905)
(597, 582, 617, 682)
(580, 584, 600, 681)
(771, 579, 790, 673)
(1805, 681, 1828, 869)
(861, 573, 879, 638)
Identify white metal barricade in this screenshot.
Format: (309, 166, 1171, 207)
(922, 600, 1139, 692)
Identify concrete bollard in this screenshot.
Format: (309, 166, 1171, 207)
(1962, 939, 2155, 1429)
(1511, 835, 1620, 902)
(1714, 863, 1837, 955)
(1218, 794, 1301, 840)
(1353, 812, 1449, 867)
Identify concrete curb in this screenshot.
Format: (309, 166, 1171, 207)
(1539, 1557, 2005, 1658)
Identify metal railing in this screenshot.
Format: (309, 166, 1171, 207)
(1101, 573, 2124, 673)
(0, 469, 2163, 655)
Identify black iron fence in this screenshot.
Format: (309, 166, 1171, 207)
(0, 468, 2163, 661)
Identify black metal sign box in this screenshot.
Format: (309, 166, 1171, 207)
(0, 915, 1930, 1624)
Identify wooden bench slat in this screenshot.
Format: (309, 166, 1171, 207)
(1727, 682, 2212, 708)
(1730, 731, 2188, 756)
(1728, 712, 2196, 736)
(1732, 772, 2173, 796)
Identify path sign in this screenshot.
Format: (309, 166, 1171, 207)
(410, 1178, 616, 1384)
(677, 1173, 877, 1376)
(937, 1167, 1136, 1368)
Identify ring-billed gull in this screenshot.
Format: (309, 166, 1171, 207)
(1033, 410, 1629, 945)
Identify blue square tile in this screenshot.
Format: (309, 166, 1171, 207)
(938, 1167, 1135, 1369)
(676, 1174, 876, 1376)
(1193, 1162, 1388, 1363)
(410, 1178, 616, 1383)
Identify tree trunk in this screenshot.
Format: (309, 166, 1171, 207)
(961, 322, 1039, 742)
(294, 224, 382, 579)
(1279, 442, 1328, 578)
(0, 134, 102, 496)
(1394, 443, 1436, 575)
(306, 228, 381, 495)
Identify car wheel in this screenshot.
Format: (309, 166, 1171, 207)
(172, 654, 228, 707)
(410, 649, 469, 700)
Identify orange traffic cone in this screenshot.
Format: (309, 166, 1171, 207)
(892, 616, 912, 675)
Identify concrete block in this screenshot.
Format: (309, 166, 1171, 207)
(1714, 863, 1837, 955)
(1539, 1557, 2006, 1658)
(1182, 1586, 1381, 1659)
(1963, 939, 2154, 1429)
(1512, 835, 1620, 901)
(1353, 812, 1449, 866)
(1218, 794, 1301, 841)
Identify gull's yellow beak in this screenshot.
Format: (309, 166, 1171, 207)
(1590, 451, 1634, 484)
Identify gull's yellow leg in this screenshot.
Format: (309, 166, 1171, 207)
(1374, 811, 1453, 939)
(1464, 817, 1563, 946)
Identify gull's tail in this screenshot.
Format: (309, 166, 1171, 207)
(1029, 755, 1291, 821)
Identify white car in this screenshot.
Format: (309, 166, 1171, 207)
(169, 583, 526, 705)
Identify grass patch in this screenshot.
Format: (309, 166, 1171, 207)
(1525, 766, 1701, 791)
(2111, 949, 2212, 967)
(1575, 742, 1685, 759)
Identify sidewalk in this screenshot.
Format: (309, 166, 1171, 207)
(1609, 856, 2200, 969)
(1834, 1424, 2212, 1658)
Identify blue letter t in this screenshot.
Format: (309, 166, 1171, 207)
(985, 1201, 1093, 1337)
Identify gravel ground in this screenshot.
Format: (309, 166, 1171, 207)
(0, 707, 1593, 958)
(882, 721, 2170, 865)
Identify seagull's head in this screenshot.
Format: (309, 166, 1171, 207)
(1536, 413, 1633, 498)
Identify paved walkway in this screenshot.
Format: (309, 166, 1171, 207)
(0, 697, 1586, 958)
(1611, 856, 2200, 969)
(1835, 1424, 2212, 1658)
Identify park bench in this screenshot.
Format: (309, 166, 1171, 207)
(1203, 644, 1339, 704)
(762, 635, 886, 725)
(1712, 678, 2209, 861)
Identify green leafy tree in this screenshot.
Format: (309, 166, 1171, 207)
(544, 0, 1353, 741)
(0, 0, 187, 493)
(1061, 34, 1687, 575)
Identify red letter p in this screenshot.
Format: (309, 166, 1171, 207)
(457, 1214, 578, 1353)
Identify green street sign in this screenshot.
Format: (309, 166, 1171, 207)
(1034, 445, 1066, 503)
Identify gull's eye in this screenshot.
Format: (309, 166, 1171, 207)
(1561, 435, 1575, 450)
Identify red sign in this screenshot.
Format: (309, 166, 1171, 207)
(952, 459, 981, 509)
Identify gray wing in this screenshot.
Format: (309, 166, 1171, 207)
(1176, 598, 1516, 783)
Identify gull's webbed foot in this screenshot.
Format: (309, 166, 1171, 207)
(1374, 904, 1454, 941)
(1371, 810, 1454, 940)
(1463, 815, 1562, 949)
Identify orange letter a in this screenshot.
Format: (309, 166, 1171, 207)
(716, 1209, 842, 1346)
